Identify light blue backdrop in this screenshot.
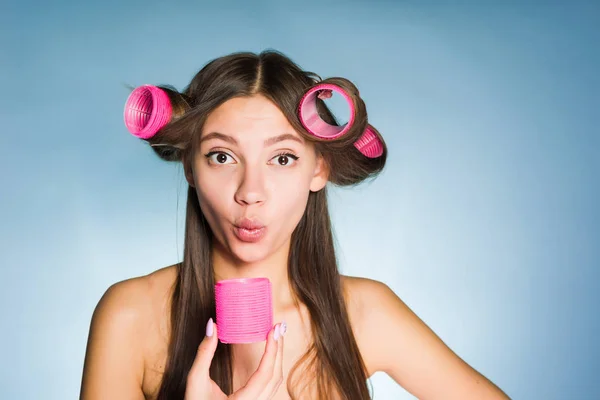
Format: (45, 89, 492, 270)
(1, 1, 598, 399)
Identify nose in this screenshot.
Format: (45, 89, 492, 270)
(234, 165, 267, 206)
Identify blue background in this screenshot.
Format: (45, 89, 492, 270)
(1, 1, 598, 399)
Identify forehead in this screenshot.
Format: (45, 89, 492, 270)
(201, 95, 303, 141)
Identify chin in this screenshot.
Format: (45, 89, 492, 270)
(217, 226, 290, 265)
(229, 242, 272, 264)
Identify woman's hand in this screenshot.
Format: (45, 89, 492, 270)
(185, 318, 287, 400)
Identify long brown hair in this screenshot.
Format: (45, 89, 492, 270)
(137, 50, 387, 399)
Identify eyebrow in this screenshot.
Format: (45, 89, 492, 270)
(200, 132, 304, 146)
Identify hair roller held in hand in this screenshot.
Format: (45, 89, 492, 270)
(215, 277, 273, 344)
(298, 83, 384, 158)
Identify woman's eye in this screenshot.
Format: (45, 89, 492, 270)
(205, 152, 235, 165)
(271, 153, 299, 166)
(204, 151, 299, 166)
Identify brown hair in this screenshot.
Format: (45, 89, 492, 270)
(136, 50, 387, 399)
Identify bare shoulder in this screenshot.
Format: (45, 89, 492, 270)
(90, 263, 177, 339)
(340, 275, 510, 399)
(340, 274, 394, 327)
(339, 275, 392, 375)
(340, 274, 390, 308)
(80, 264, 179, 400)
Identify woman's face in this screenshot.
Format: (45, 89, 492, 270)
(184, 95, 328, 264)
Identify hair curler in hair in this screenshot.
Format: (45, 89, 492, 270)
(298, 83, 384, 158)
(124, 85, 173, 139)
(215, 277, 273, 344)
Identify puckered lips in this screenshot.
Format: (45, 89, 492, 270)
(233, 217, 267, 243)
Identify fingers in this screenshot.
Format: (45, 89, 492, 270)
(234, 322, 286, 399)
(266, 322, 286, 393)
(187, 318, 219, 386)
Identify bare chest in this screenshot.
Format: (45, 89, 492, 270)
(142, 309, 316, 399)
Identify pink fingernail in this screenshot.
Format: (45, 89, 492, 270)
(206, 318, 214, 337)
(280, 321, 287, 336)
(274, 324, 281, 341)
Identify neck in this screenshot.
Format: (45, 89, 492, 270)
(211, 236, 307, 379)
(211, 237, 296, 314)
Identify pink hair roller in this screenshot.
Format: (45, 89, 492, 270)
(123, 85, 173, 139)
(298, 83, 384, 158)
(215, 277, 273, 344)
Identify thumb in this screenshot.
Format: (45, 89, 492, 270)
(188, 318, 219, 380)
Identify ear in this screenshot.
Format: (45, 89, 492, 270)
(309, 155, 329, 192)
(182, 151, 196, 188)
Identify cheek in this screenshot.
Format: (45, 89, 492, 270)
(194, 179, 233, 233)
(289, 192, 310, 224)
(271, 192, 310, 248)
(195, 164, 234, 208)
(271, 175, 311, 230)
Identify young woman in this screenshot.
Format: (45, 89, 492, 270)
(80, 50, 510, 399)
